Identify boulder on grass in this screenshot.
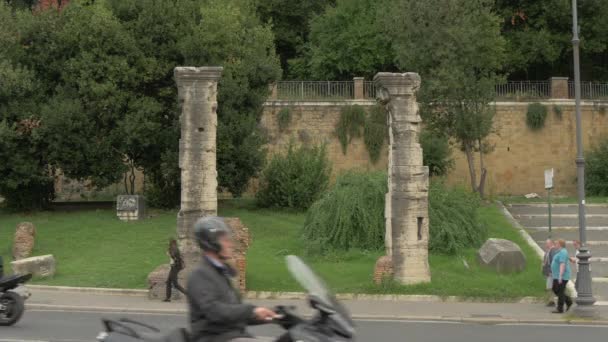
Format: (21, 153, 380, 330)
(13, 222, 36, 260)
(477, 238, 526, 274)
(11, 254, 56, 278)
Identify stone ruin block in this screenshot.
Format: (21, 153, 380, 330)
(116, 195, 146, 221)
(373, 255, 394, 285)
(13, 222, 36, 260)
(477, 238, 527, 274)
(11, 254, 56, 278)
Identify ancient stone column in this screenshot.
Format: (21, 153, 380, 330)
(374, 72, 431, 284)
(174, 66, 223, 266)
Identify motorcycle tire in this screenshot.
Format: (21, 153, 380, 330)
(0, 291, 25, 326)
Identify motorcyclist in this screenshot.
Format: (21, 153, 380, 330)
(188, 216, 278, 342)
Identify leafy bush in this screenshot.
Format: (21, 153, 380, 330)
(526, 103, 548, 130)
(303, 171, 387, 251)
(585, 137, 608, 196)
(302, 173, 485, 255)
(364, 105, 387, 164)
(336, 105, 366, 154)
(277, 108, 292, 132)
(428, 182, 486, 254)
(256, 143, 331, 210)
(421, 130, 453, 177)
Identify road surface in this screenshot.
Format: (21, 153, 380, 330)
(2, 309, 608, 342)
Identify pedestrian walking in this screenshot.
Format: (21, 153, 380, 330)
(164, 238, 187, 302)
(551, 239, 573, 313)
(542, 239, 557, 306)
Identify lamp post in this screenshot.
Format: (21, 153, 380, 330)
(571, 0, 595, 307)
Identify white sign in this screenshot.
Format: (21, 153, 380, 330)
(545, 168, 554, 190)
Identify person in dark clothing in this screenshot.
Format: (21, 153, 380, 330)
(164, 238, 187, 302)
(542, 239, 557, 306)
(188, 216, 277, 342)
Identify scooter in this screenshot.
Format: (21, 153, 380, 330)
(0, 273, 32, 326)
(96, 255, 356, 342)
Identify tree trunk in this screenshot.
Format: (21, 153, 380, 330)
(477, 138, 487, 199)
(123, 171, 129, 194)
(129, 163, 136, 195)
(464, 142, 477, 193)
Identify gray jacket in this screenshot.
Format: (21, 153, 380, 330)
(187, 257, 257, 342)
(542, 248, 557, 277)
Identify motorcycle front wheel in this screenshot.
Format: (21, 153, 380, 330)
(0, 291, 25, 326)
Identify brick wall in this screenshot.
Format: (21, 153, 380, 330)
(260, 100, 608, 196)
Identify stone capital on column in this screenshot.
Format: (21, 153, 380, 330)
(373, 72, 421, 98)
(174, 66, 223, 85)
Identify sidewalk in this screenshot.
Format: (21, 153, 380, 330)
(25, 288, 608, 325)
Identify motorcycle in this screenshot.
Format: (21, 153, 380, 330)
(0, 273, 32, 326)
(97, 255, 356, 342)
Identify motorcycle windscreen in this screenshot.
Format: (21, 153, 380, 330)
(285, 255, 355, 334)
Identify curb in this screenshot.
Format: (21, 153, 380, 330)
(24, 304, 608, 325)
(28, 285, 148, 296)
(28, 285, 543, 304)
(496, 200, 545, 259)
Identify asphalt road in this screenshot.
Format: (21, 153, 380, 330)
(2, 310, 608, 342)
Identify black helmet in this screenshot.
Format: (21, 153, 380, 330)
(194, 216, 232, 253)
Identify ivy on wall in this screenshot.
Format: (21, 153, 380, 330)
(336, 105, 366, 154)
(364, 105, 388, 163)
(553, 105, 563, 120)
(335, 105, 387, 164)
(277, 107, 292, 132)
(526, 103, 548, 131)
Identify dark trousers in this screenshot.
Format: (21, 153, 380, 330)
(552, 279, 572, 311)
(165, 266, 186, 300)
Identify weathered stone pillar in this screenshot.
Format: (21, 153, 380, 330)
(550, 77, 569, 99)
(174, 66, 223, 266)
(354, 77, 364, 99)
(374, 72, 430, 285)
(269, 83, 278, 100)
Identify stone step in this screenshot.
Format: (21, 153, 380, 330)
(517, 215, 608, 228)
(507, 204, 608, 216)
(571, 262, 608, 277)
(529, 230, 608, 242)
(592, 278, 608, 300)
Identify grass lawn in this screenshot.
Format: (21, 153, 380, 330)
(1, 201, 543, 299)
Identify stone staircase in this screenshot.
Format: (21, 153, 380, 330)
(507, 203, 608, 301)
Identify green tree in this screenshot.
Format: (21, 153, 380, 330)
(106, 0, 281, 201)
(256, 0, 334, 78)
(495, 0, 608, 80)
(385, 0, 506, 197)
(303, 0, 396, 80)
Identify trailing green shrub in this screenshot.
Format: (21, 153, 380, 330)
(553, 105, 563, 120)
(303, 171, 387, 251)
(585, 137, 608, 196)
(428, 182, 486, 254)
(526, 103, 548, 130)
(364, 105, 387, 164)
(256, 143, 331, 210)
(336, 105, 366, 154)
(277, 108, 292, 132)
(421, 130, 454, 177)
(303, 173, 485, 255)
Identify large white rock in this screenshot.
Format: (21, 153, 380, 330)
(477, 238, 526, 274)
(11, 254, 56, 278)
